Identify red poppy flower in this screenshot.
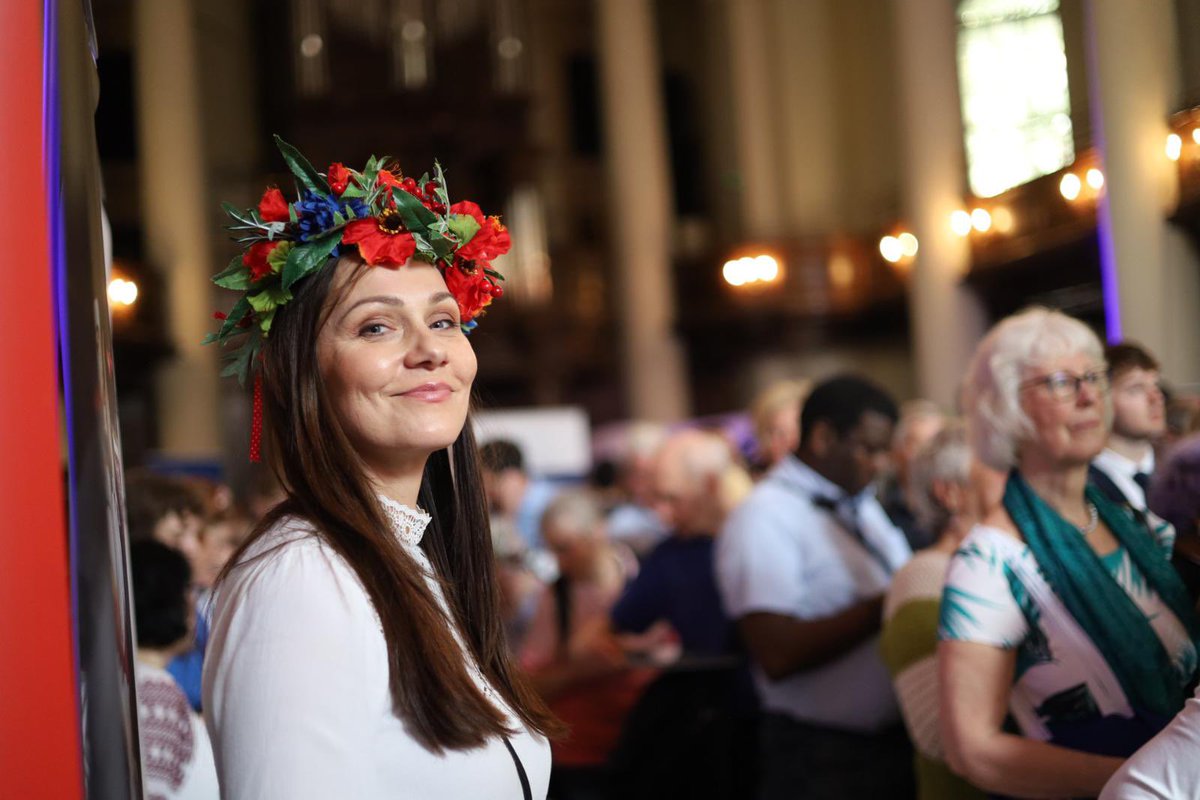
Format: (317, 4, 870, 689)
(327, 162, 350, 196)
(258, 188, 290, 222)
(449, 201, 511, 262)
(443, 262, 495, 323)
(242, 240, 281, 282)
(343, 215, 417, 266)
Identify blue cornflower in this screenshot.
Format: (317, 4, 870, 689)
(293, 192, 371, 242)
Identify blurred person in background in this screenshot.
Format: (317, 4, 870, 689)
(603, 422, 669, 558)
(493, 514, 546, 654)
(125, 469, 210, 710)
(481, 438, 560, 553)
(131, 540, 219, 800)
(1148, 434, 1200, 601)
(880, 422, 1004, 800)
(749, 379, 810, 477)
(610, 428, 748, 657)
(126, 469, 206, 573)
(881, 400, 947, 552)
(520, 489, 653, 800)
(202, 145, 560, 798)
(603, 429, 758, 800)
(1090, 343, 1166, 514)
(938, 308, 1200, 798)
(717, 374, 913, 800)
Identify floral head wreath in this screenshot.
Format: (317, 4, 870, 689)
(204, 135, 508, 460)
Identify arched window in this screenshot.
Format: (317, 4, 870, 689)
(957, 0, 1074, 197)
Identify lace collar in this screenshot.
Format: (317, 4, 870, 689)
(377, 495, 432, 548)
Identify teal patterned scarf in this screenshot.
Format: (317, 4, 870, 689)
(1005, 471, 1200, 717)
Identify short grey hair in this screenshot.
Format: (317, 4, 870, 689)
(964, 306, 1106, 470)
(907, 421, 971, 534)
(540, 488, 604, 539)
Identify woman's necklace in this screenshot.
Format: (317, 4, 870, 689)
(1075, 502, 1099, 536)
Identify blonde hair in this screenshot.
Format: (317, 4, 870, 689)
(750, 379, 810, 443)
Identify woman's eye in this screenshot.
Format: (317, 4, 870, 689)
(358, 323, 389, 337)
(430, 317, 457, 331)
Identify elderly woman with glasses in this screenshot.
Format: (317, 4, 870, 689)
(938, 308, 1200, 799)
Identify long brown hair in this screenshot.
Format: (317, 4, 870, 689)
(224, 255, 562, 751)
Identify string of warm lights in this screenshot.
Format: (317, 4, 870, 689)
(722, 254, 780, 287)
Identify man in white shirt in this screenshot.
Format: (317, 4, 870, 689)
(716, 375, 914, 800)
(1090, 343, 1166, 513)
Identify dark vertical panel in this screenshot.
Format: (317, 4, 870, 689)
(54, 0, 142, 796)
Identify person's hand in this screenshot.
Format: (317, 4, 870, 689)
(568, 618, 629, 678)
(617, 620, 681, 667)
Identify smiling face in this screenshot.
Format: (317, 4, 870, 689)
(1018, 352, 1111, 469)
(316, 260, 477, 476)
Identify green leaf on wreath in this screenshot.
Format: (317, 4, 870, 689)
(247, 284, 293, 314)
(274, 134, 331, 195)
(392, 187, 439, 232)
(267, 241, 294, 276)
(212, 255, 248, 288)
(217, 296, 252, 338)
(447, 213, 480, 247)
(281, 233, 340, 290)
(258, 307, 277, 336)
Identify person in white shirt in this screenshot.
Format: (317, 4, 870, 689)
(201, 143, 560, 799)
(717, 374, 914, 800)
(1090, 343, 1166, 512)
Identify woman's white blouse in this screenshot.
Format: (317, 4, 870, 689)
(202, 500, 550, 799)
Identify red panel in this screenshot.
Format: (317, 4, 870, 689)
(0, 2, 84, 796)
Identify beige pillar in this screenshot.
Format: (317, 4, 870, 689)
(894, 0, 987, 407)
(1086, 0, 1200, 385)
(725, 0, 785, 238)
(134, 0, 221, 457)
(769, 0, 840, 234)
(594, 0, 690, 421)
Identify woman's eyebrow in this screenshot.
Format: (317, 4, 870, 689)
(338, 295, 402, 324)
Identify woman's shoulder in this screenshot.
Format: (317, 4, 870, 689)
(885, 549, 953, 618)
(217, 515, 368, 615)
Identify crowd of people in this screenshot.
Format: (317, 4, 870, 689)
(124, 303, 1200, 800)
(119, 137, 1200, 800)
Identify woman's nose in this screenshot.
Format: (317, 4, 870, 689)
(405, 328, 447, 369)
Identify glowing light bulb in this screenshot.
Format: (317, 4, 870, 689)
(1192, 128, 1200, 145)
(108, 278, 139, 307)
(971, 208, 992, 233)
(1166, 133, 1183, 161)
(950, 209, 973, 237)
(897, 232, 919, 258)
(754, 255, 780, 282)
(1059, 173, 1082, 201)
(722, 260, 745, 287)
(1085, 168, 1104, 191)
(879, 236, 903, 264)
(992, 206, 1015, 234)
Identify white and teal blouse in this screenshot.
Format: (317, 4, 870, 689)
(938, 521, 1196, 743)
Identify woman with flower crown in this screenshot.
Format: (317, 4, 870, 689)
(200, 137, 560, 799)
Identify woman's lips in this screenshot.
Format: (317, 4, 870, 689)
(398, 382, 452, 402)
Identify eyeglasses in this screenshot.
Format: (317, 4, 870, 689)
(1019, 370, 1109, 402)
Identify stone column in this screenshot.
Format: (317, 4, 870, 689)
(894, 0, 987, 408)
(594, 0, 690, 421)
(1086, 0, 1200, 385)
(769, 0, 840, 234)
(725, 0, 785, 238)
(134, 0, 221, 457)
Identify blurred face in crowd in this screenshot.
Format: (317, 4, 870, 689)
(894, 414, 945, 483)
(153, 511, 203, 576)
(484, 467, 528, 517)
(317, 261, 477, 476)
(1018, 353, 1110, 468)
(652, 450, 721, 537)
(195, 517, 250, 589)
(761, 404, 801, 467)
(811, 411, 895, 496)
(542, 520, 602, 580)
(1110, 366, 1165, 442)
